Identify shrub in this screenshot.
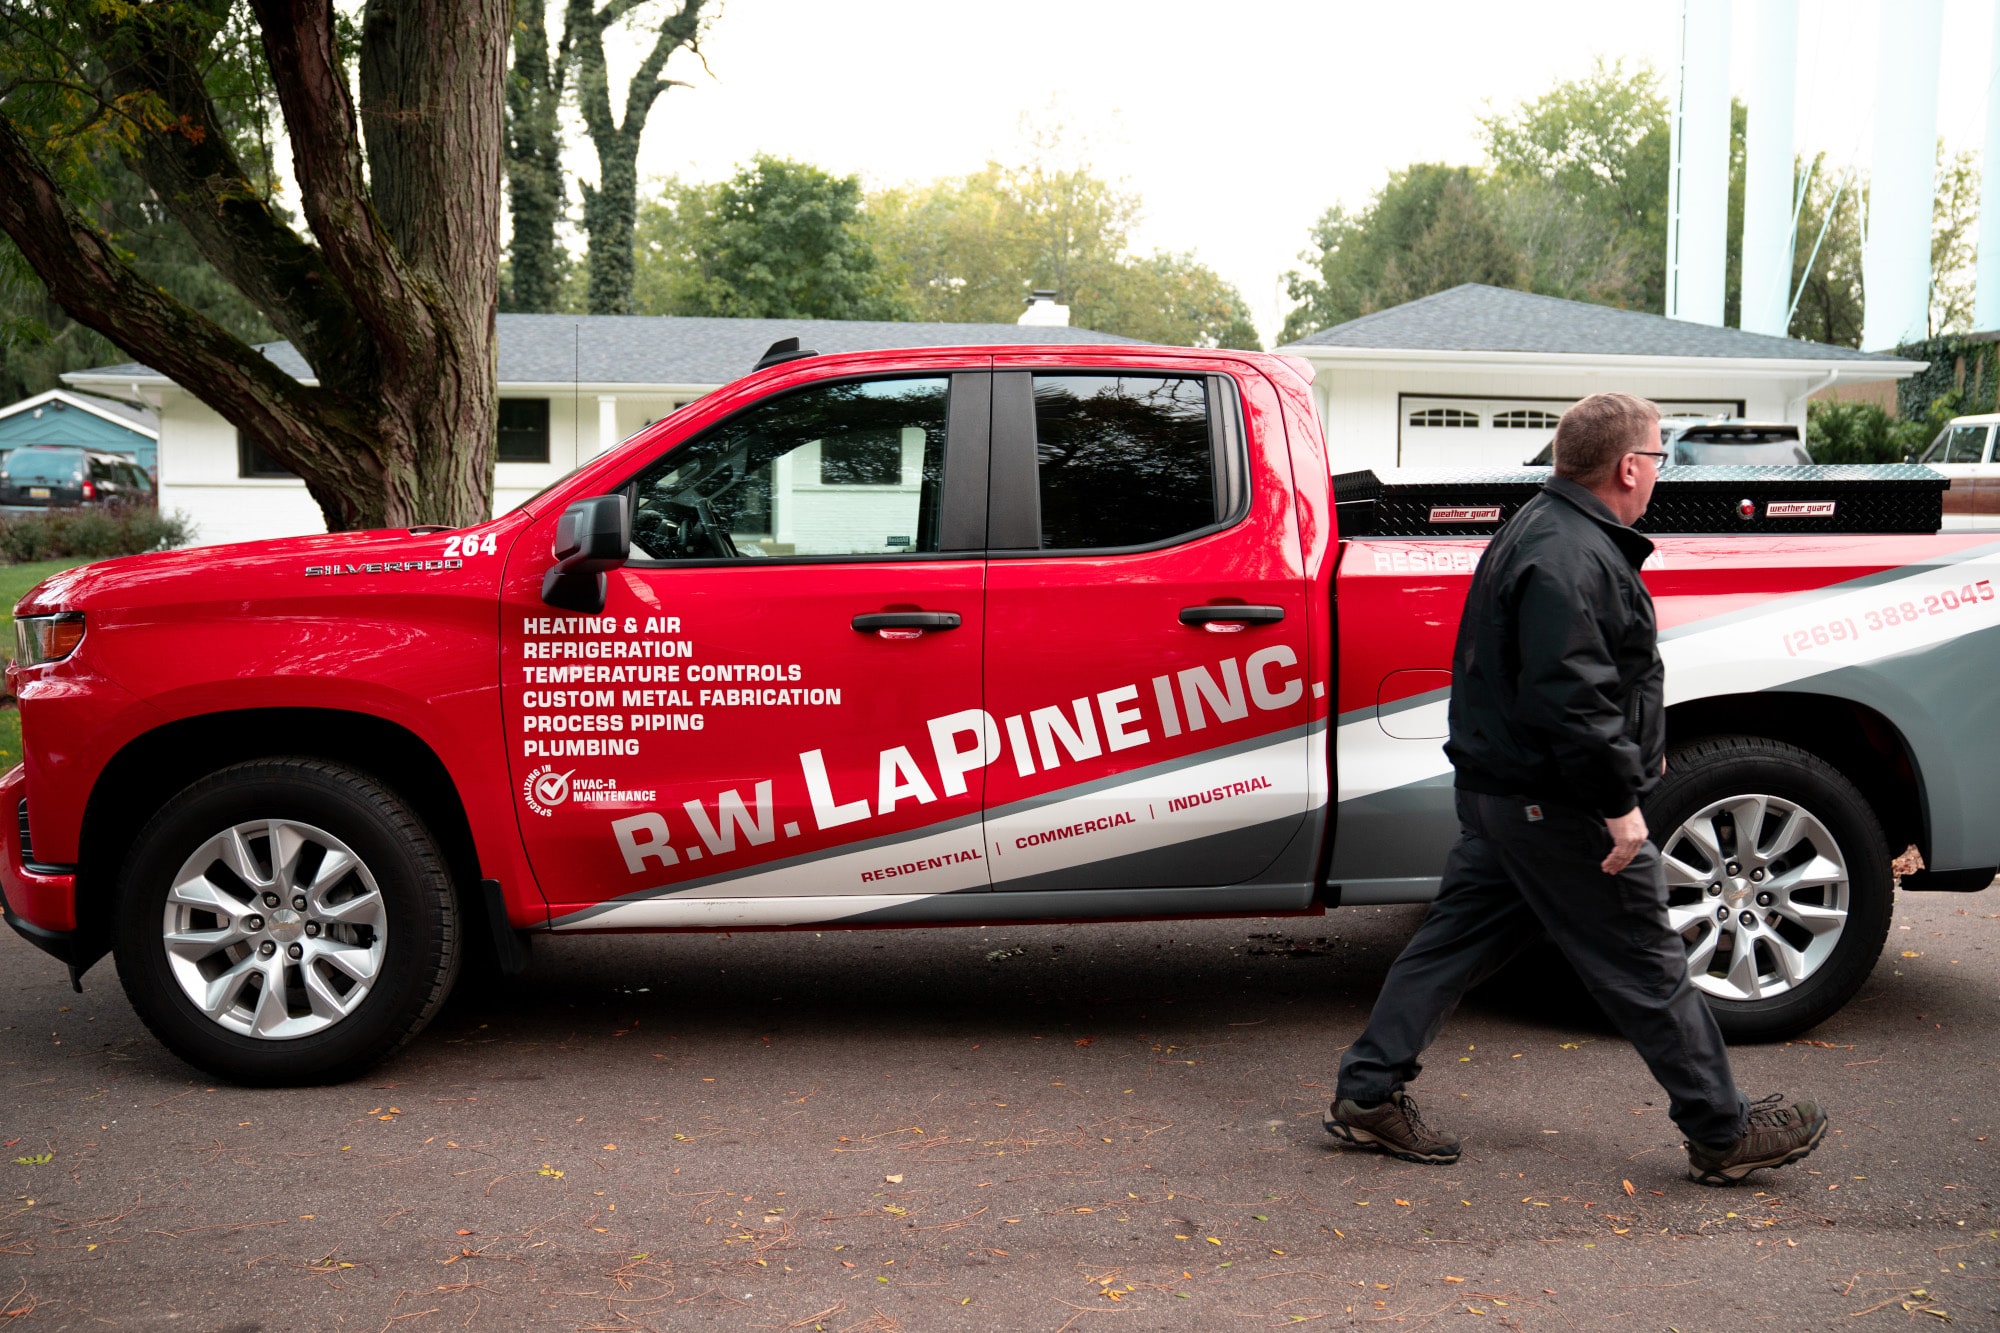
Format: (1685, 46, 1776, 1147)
(1805, 396, 1957, 465)
(0, 504, 194, 563)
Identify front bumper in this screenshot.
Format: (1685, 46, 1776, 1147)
(0, 763, 86, 968)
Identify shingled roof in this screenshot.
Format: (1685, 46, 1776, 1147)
(67, 313, 1137, 389)
(1282, 283, 1908, 363)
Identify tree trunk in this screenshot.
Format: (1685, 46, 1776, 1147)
(504, 0, 565, 312)
(356, 0, 506, 527)
(567, 0, 705, 316)
(0, 0, 506, 532)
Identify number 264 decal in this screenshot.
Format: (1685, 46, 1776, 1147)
(444, 533, 499, 557)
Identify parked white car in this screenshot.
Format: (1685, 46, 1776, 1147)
(1919, 414, 2000, 527)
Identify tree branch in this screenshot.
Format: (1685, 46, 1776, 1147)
(250, 0, 430, 340)
(0, 116, 366, 492)
(84, 1, 374, 393)
(619, 0, 703, 142)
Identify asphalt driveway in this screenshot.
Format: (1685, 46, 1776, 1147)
(2, 884, 1996, 1330)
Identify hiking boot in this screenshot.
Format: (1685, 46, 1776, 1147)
(1685, 1093, 1828, 1186)
(1324, 1090, 1462, 1165)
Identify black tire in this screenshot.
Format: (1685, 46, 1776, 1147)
(1645, 735, 1893, 1043)
(113, 759, 460, 1085)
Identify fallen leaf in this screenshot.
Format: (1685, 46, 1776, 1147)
(885, 1174, 903, 1184)
(1622, 1180, 1636, 1197)
(1444, 1276, 1465, 1283)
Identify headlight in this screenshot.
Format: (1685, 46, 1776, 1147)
(15, 614, 84, 666)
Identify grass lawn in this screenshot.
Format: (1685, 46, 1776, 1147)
(0, 558, 98, 769)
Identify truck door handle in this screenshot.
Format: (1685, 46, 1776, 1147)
(1180, 604, 1284, 633)
(853, 611, 962, 640)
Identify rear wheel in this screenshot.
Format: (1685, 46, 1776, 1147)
(113, 759, 459, 1085)
(1647, 736, 1893, 1042)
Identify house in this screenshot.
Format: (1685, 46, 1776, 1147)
(1277, 284, 1928, 473)
(61, 313, 1132, 547)
(0, 388, 158, 476)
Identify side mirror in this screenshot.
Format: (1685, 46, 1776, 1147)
(541, 494, 630, 613)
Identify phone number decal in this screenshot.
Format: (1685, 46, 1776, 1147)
(1781, 578, 1996, 657)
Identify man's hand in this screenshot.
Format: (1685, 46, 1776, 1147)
(1602, 807, 1648, 874)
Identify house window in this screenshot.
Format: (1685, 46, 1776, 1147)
(1492, 409, 1561, 429)
(1408, 407, 1479, 428)
(819, 430, 903, 485)
(497, 398, 551, 463)
(237, 431, 294, 479)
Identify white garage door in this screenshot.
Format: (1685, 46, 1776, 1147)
(1398, 396, 1742, 469)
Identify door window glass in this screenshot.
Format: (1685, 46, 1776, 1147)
(628, 377, 949, 560)
(1032, 374, 1216, 549)
(1926, 425, 1991, 464)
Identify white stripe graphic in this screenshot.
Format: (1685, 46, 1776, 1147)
(987, 731, 1318, 885)
(559, 729, 1321, 929)
(556, 817, 991, 929)
(1338, 550, 2000, 803)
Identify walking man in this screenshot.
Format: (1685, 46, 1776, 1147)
(1325, 392, 1827, 1186)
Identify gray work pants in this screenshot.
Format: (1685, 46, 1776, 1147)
(1336, 789, 1749, 1149)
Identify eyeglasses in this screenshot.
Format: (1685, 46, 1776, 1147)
(1631, 450, 1669, 468)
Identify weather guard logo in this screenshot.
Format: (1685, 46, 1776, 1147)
(1428, 506, 1502, 523)
(523, 765, 572, 816)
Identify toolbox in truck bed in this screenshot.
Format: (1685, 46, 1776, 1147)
(1331, 465, 1950, 537)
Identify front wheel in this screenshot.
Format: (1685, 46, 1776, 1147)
(113, 759, 460, 1085)
(1647, 736, 1893, 1042)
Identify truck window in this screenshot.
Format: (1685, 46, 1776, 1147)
(626, 376, 949, 560)
(1031, 373, 1218, 549)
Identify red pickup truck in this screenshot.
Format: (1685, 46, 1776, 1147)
(5, 344, 1995, 1084)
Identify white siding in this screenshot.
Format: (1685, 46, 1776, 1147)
(156, 393, 324, 548)
(1307, 364, 1811, 475)
(159, 390, 701, 546)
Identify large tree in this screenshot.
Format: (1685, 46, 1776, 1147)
(1478, 58, 1672, 314)
(866, 159, 1261, 348)
(1280, 165, 1521, 344)
(634, 156, 910, 320)
(564, 0, 706, 315)
(502, 0, 567, 313)
(0, 0, 507, 532)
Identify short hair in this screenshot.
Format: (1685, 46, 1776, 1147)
(1551, 393, 1661, 483)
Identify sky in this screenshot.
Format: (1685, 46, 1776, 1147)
(574, 0, 1999, 347)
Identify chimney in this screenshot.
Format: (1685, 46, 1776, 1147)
(1017, 289, 1070, 327)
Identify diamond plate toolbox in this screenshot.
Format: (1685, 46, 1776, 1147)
(1333, 466, 1950, 537)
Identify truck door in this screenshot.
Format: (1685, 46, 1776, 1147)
(501, 371, 994, 929)
(978, 366, 1314, 892)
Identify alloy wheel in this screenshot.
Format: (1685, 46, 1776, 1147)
(1661, 793, 1850, 1003)
(159, 819, 389, 1039)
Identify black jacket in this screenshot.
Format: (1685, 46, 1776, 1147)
(1444, 476, 1667, 818)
